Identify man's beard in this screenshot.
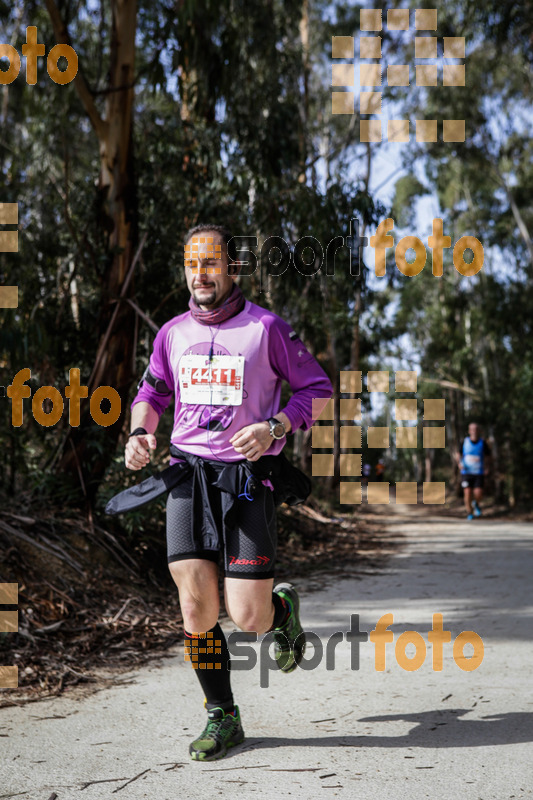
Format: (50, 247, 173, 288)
(193, 287, 217, 307)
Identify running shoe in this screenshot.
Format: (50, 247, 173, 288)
(473, 500, 482, 517)
(189, 706, 244, 761)
(272, 583, 306, 673)
(467, 513, 474, 520)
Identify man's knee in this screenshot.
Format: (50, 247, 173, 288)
(168, 558, 217, 588)
(168, 560, 186, 585)
(230, 604, 273, 635)
(179, 595, 219, 633)
(168, 560, 219, 632)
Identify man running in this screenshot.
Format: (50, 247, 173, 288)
(456, 422, 491, 520)
(123, 224, 332, 761)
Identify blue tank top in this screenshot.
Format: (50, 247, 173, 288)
(462, 437, 485, 475)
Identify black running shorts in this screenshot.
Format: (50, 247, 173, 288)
(166, 474, 277, 579)
(461, 474, 484, 490)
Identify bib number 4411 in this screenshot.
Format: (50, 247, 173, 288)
(191, 367, 237, 387)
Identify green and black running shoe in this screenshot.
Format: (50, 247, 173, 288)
(189, 706, 245, 762)
(272, 583, 306, 673)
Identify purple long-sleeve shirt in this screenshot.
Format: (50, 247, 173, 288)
(132, 299, 333, 462)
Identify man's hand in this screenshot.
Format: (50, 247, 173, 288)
(125, 433, 157, 470)
(230, 422, 272, 461)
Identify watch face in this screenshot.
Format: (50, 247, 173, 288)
(270, 419, 284, 438)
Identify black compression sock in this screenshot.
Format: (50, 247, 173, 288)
(271, 591, 290, 630)
(184, 623, 234, 712)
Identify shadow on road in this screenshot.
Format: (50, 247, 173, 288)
(232, 709, 533, 756)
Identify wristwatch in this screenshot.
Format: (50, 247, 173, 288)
(267, 417, 286, 440)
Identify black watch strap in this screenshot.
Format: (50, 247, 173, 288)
(129, 427, 148, 437)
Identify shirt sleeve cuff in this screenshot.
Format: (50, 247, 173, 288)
(131, 395, 165, 417)
(279, 406, 301, 434)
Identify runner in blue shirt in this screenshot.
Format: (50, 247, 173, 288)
(456, 422, 491, 520)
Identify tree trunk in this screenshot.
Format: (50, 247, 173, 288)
(350, 143, 371, 371)
(319, 272, 340, 489)
(46, 0, 138, 501)
(298, 0, 310, 183)
(425, 450, 433, 483)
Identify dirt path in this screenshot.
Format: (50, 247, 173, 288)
(1, 511, 532, 799)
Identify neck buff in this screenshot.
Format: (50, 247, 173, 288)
(188, 282, 246, 325)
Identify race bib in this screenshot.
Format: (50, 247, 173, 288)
(464, 454, 481, 470)
(179, 354, 245, 406)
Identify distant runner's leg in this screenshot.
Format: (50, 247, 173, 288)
(464, 484, 473, 517)
(473, 484, 483, 515)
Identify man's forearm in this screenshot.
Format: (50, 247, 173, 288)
(276, 411, 292, 434)
(131, 401, 160, 434)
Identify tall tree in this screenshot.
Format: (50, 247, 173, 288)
(44, 0, 138, 498)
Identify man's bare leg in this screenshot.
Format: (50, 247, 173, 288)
(225, 575, 304, 674)
(473, 487, 483, 516)
(169, 559, 244, 761)
(464, 486, 473, 516)
(169, 558, 220, 633)
(224, 576, 275, 634)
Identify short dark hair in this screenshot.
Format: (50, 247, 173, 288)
(184, 223, 238, 271)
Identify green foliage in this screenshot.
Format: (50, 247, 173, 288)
(0, 0, 531, 510)
(392, 175, 429, 229)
